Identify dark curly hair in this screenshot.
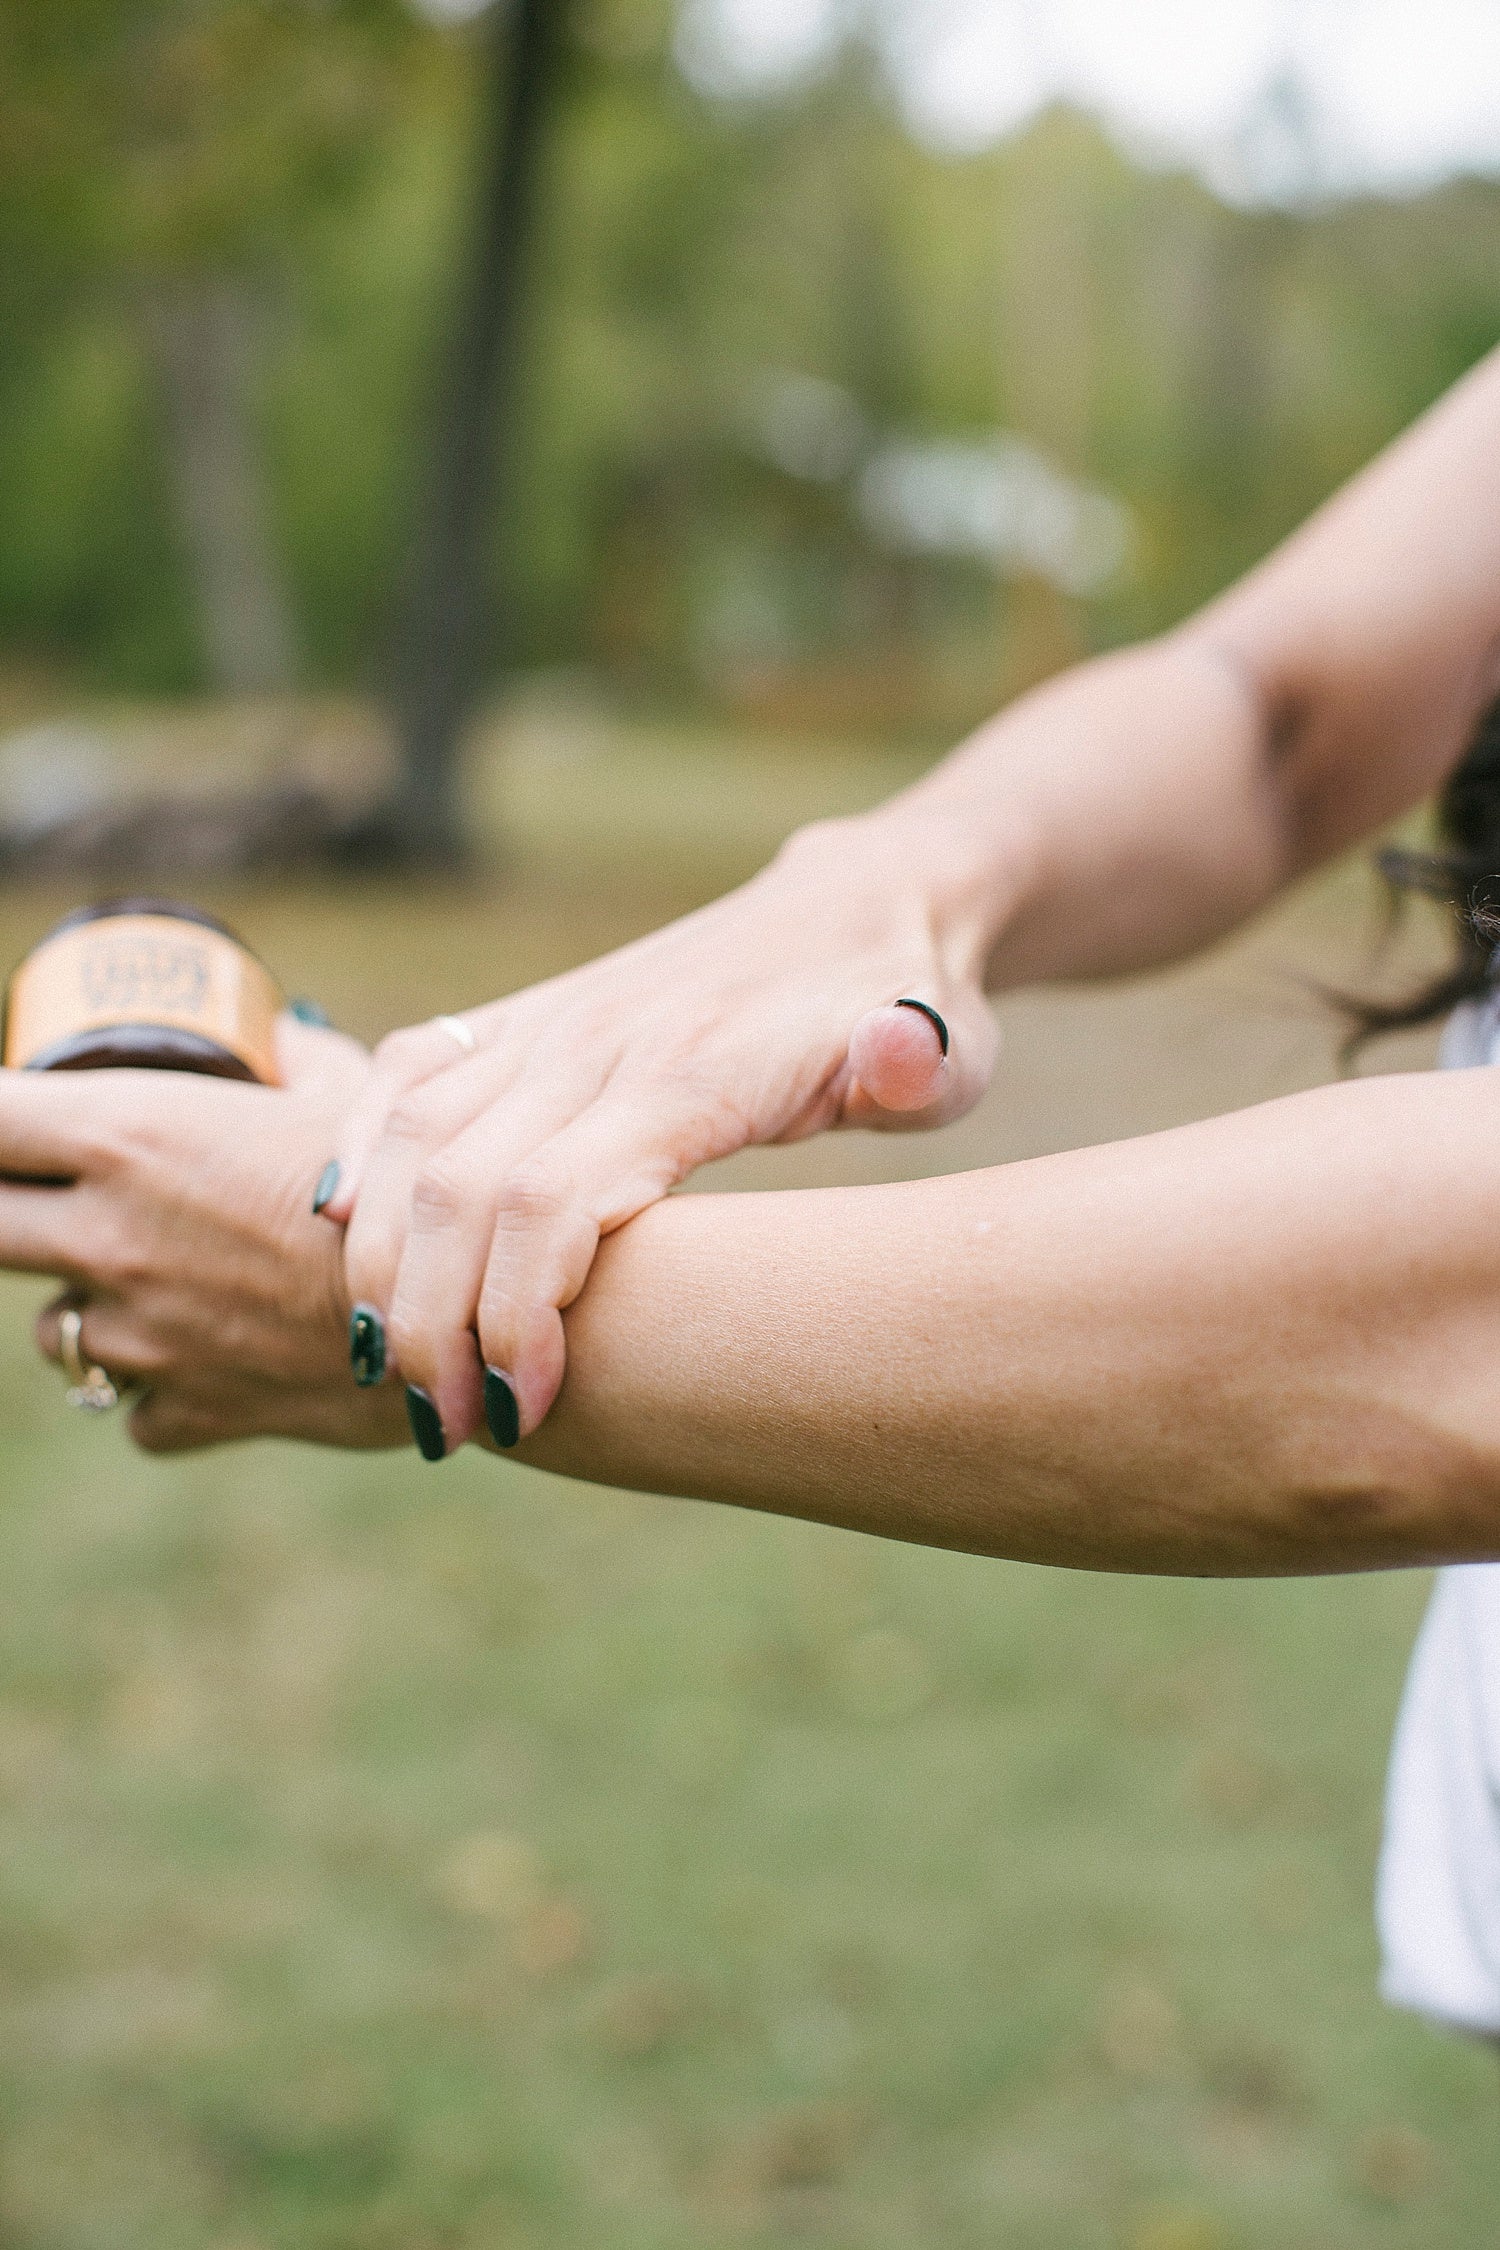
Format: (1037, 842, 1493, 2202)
(1348, 693, 1500, 1049)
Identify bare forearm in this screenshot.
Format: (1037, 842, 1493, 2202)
(850, 633, 1287, 989)
(521, 1071, 1500, 1575)
(811, 347, 1500, 995)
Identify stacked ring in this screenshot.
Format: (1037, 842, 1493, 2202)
(58, 1307, 121, 1414)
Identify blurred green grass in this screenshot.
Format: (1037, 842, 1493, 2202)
(0, 724, 1492, 2249)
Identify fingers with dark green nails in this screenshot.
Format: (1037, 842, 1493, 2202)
(349, 1304, 386, 1387)
(405, 1385, 446, 1462)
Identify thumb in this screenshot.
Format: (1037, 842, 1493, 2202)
(841, 994, 998, 1130)
(845, 1000, 951, 1114)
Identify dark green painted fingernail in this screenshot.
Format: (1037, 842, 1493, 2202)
(484, 1367, 520, 1448)
(312, 1160, 340, 1215)
(349, 1303, 386, 1387)
(290, 996, 332, 1027)
(895, 997, 950, 1057)
(405, 1385, 446, 1462)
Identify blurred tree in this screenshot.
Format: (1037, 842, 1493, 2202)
(0, 0, 415, 695)
(142, 280, 297, 693)
(378, 0, 576, 864)
(995, 109, 1095, 698)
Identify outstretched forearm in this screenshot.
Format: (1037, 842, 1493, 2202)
(819, 633, 1282, 991)
(816, 344, 1500, 993)
(522, 1068, 1500, 1576)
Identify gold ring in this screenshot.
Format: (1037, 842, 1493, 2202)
(434, 1015, 478, 1055)
(58, 1307, 121, 1414)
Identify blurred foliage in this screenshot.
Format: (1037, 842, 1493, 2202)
(1, 0, 1499, 729)
(0, 0, 421, 689)
(0, 0, 415, 277)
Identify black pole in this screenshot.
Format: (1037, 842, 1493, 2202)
(382, 0, 570, 864)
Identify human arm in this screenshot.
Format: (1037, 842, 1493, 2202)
(10, 1045, 1500, 1575)
(331, 347, 1500, 1457)
(898, 339, 1500, 988)
(516, 1065, 1500, 1576)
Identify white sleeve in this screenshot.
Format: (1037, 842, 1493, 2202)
(1437, 997, 1496, 1070)
(1379, 1565, 1500, 2034)
(1377, 991, 1500, 2034)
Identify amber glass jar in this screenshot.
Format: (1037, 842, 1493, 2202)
(3, 899, 284, 1083)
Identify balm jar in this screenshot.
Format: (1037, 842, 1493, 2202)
(3, 898, 283, 1083)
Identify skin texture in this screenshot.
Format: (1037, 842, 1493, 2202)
(6, 349, 1500, 1570)
(328, 347, 1500, 1454)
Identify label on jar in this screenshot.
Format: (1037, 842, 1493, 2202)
(3, 915, 284, 1082)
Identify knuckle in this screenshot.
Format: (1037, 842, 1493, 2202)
(409, 1161, 471, 1229)
(68, 1122, 117, 1175)
(89, 1228, 150, 1293)
(74, 1121, 142, 1183)
(112, 1113, 164, 1164)
(494, 1166, 568, 1230)
(382, 1095, 438, 1151)
(112, 1086, 200, 1167)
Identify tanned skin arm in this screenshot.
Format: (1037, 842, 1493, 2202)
(923, 342, 1500, 987)
(518, 1067, 1500, 1577)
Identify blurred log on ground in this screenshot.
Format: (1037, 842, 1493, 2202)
(0, 783, 381, 880)
(0, 698, 451, 880)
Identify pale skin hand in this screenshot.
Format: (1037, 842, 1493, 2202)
(331, 817, 1004, 1445)
(5, 1021, 407, 1455)
(328, 346, 1500, 1455)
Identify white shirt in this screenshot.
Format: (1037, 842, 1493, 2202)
(1377, 989, 1500, 2033)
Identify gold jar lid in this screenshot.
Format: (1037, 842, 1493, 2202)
(4, 910, 284, 1084)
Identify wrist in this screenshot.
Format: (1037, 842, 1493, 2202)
(772, 790, 1042, 996)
